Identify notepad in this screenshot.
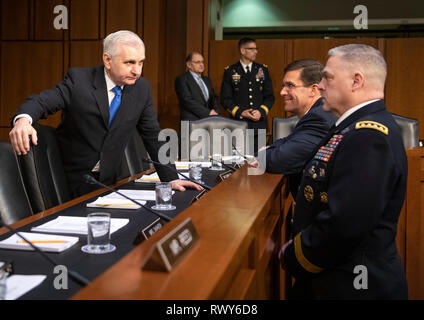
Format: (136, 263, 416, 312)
(174, 161, 212, 170)
(0, 232, 79, 253)
(31, 216, 129, 235)
(86, 197, 145, 209)
(4, 275, 47, 300)
(106, 189, 174, 201)
(134, 172, 187, 183)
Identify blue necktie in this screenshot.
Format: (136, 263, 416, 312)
(109, 86, 122, 126)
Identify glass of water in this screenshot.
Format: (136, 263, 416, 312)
(152, 182, 176, 210)
(81, 212, 116, 254)
(189, 163, 203, 182)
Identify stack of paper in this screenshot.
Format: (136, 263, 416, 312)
(135, 172, 187, 183)
(174, 161, 212, 170)
(87, 197, 145, 209)
(31, 216, 129, 235)
(4, 275, 47, 300)
(0, 232, 79, 253)
(107, 189, 174, 201)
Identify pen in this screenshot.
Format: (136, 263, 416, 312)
(96, 203, 137, 206)
(17, 240, 67, 244)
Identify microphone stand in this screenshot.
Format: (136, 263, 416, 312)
(209, 157, 236, 172)
(83, 174, 173, 222)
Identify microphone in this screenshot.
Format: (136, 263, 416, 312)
(0, 219, 90, 287)
(209, 157, 236, 172)
(231, 143, 250, 162)
(141, 158, 212, 191)
(83, 174, 172, 222)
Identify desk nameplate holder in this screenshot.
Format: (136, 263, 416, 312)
(133, 218, 164, 245)
(215, 170, 233, 183)
(142, 218, 199, 272)
(189, 189, 207, 205)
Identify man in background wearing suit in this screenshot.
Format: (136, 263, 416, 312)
(175, 52, 219, 122)
(220, 37, 274, 153)
(9, 30, 201, 198)
(250, 59, 336, 197)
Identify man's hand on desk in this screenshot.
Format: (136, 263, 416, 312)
(247, 146, 269, 168)
(171, 179, 204, 192)
(9, 118, 38, 155)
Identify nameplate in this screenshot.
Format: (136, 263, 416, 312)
(189, 189, 207, 205)
(133, 218, 164, 245)
(215, 170, 233, 183)
(142, 218, 199, 272)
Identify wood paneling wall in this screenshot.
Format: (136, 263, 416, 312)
(1, 1, 424, 141)
(0, 0, 211, 139)
(209, 38, 424, 138)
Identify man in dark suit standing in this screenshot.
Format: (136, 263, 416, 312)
(9, 30, 201, 197)
(175, 52, 219, 121)
(220, 37, 274, 153)
(249, 59, 335, 197)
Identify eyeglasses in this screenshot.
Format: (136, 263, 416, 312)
(282, 82, 308, 90)
(244, 47, 258, 51)
(191, 60, 204, 64)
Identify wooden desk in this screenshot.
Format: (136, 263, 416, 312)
(397, 148, 424, 299)
(72, 166, 289, 299)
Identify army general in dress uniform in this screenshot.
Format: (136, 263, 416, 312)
(220, 37, 274, 153)
(280, 44, 408, 299)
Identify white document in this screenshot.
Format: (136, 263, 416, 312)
(221, 155, 247, 163)
(105, 189, 175, 201)
(4, 275, 47, 300)
(31, 216, 129, 235)
(174, 161, 212, 170)
(0, 232, 79, 253)
(86, 196, 145, 209)
(134, 172, 187, 183)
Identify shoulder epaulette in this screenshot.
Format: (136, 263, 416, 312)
(355, 121, 388, 135)
(263, 64, 268, 68)
(224, 66, 229, 70)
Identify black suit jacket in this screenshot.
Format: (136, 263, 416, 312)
(175, 71, 219, 121)
(262, 98, 336, 197)
(16, 66, 177, 197)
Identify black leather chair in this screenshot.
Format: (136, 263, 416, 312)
(122, 129, 152, 177)
(18, 123, 71, 214)
(272, 116, 299, 142)
(391, 113, 419, 149)
(187, 116, 247, 160)
(0, 142, 33, 224)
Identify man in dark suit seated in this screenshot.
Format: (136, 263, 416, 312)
(250, 59, 336, 196)
(9, 30, 201, 198)
(175, 51, 219, 122)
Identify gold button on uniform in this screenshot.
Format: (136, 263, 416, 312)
(304, 186, 314, 202)
(250, 102, 253, 105)
(249, 95, 252, 98)
(249, 88, 252, 92)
